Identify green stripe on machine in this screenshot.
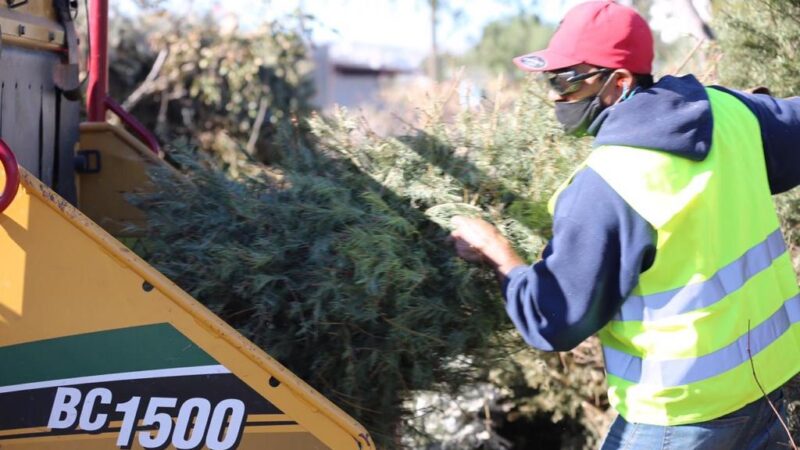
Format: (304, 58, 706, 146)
(0, 323, 216, 387)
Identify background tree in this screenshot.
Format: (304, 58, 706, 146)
(108, 8, 314, 169)
(429, 0, 441, 82)
(460, 14, 554, 80)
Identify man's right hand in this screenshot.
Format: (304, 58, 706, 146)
(450, 216, 525, 275)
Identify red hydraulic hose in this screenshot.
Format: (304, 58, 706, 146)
(86, 0, 108, 122)
(86, 0, 161, 155)
(105, 97, 161, 155)
(85, 0, 160, 154)
(0, 139, 20, 214)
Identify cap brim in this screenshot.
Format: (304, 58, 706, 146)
(512, 50, 582, 72)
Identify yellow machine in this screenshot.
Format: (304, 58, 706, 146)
(0, 2, 372, 449)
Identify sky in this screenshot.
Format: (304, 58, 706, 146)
(117, 0, 586, 55)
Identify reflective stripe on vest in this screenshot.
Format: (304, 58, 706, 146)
(614, 228, 787, 322)
(552, 87, 800, 425)
(604, 293, 800, 386)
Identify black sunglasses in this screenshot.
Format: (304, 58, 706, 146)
(544, 68, 612, 96)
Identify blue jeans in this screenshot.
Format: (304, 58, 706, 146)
(600, 389, 791, 450)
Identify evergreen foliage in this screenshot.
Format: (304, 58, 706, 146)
(460, 14, 554, 79)
(717, 0, 800, 441)
(123, 1, 800, 447)
(129, 80, 610, 448)
(108, 10, 314, 166)
(716, 0, 800, 98)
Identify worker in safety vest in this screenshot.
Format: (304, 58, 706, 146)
(450, 1, 800, 448)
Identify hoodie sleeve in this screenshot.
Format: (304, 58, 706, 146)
(503, 168, 656, 351)
(710, 86, 800, 194)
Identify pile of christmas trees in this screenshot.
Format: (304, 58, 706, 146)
(128, 78, 610, 447)
(120, 1, 800, 447)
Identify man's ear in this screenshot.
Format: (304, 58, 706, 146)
(614, 69, 635, 89)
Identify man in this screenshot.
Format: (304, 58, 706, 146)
(450, 1, 800, 449)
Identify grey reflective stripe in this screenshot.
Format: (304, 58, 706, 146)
(604, 294, 800, 386)
(616, 229, 786, 322)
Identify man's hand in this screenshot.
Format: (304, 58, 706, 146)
(450, 216, 526, 276)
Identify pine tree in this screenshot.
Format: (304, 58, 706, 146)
(129, 78, 612, 448)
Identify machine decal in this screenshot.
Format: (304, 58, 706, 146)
(0, 323, 296, 447)
(0, 151, 372, 447)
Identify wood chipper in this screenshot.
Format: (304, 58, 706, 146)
(0, 2, 372, 449)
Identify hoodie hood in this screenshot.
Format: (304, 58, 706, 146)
(588, 74, 713, 161)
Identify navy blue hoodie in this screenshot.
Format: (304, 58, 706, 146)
(504, 75, 800, 351)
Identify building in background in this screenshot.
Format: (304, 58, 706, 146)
(311, 42, 424, 111)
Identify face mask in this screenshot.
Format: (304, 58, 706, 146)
(553, 79, 630, 137)
(554, 95, 607, 137)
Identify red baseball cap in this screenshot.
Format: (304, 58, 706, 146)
(513, 0, 654, 74)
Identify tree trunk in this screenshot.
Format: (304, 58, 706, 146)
(429, 0, 440, 82)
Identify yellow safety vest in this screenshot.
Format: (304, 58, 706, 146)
(551, 87, 800, 425)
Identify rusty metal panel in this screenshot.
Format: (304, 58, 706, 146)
(1, 81, 37, 175)
(0, 80, 20, 169)
(0, 47, 48, 176)
(23, 83, 42, 178)
(14, 80, 41, 177)
(55, 89, 79, 204)
(39, 84, 57, 186)
(0, 45, 77, 203)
